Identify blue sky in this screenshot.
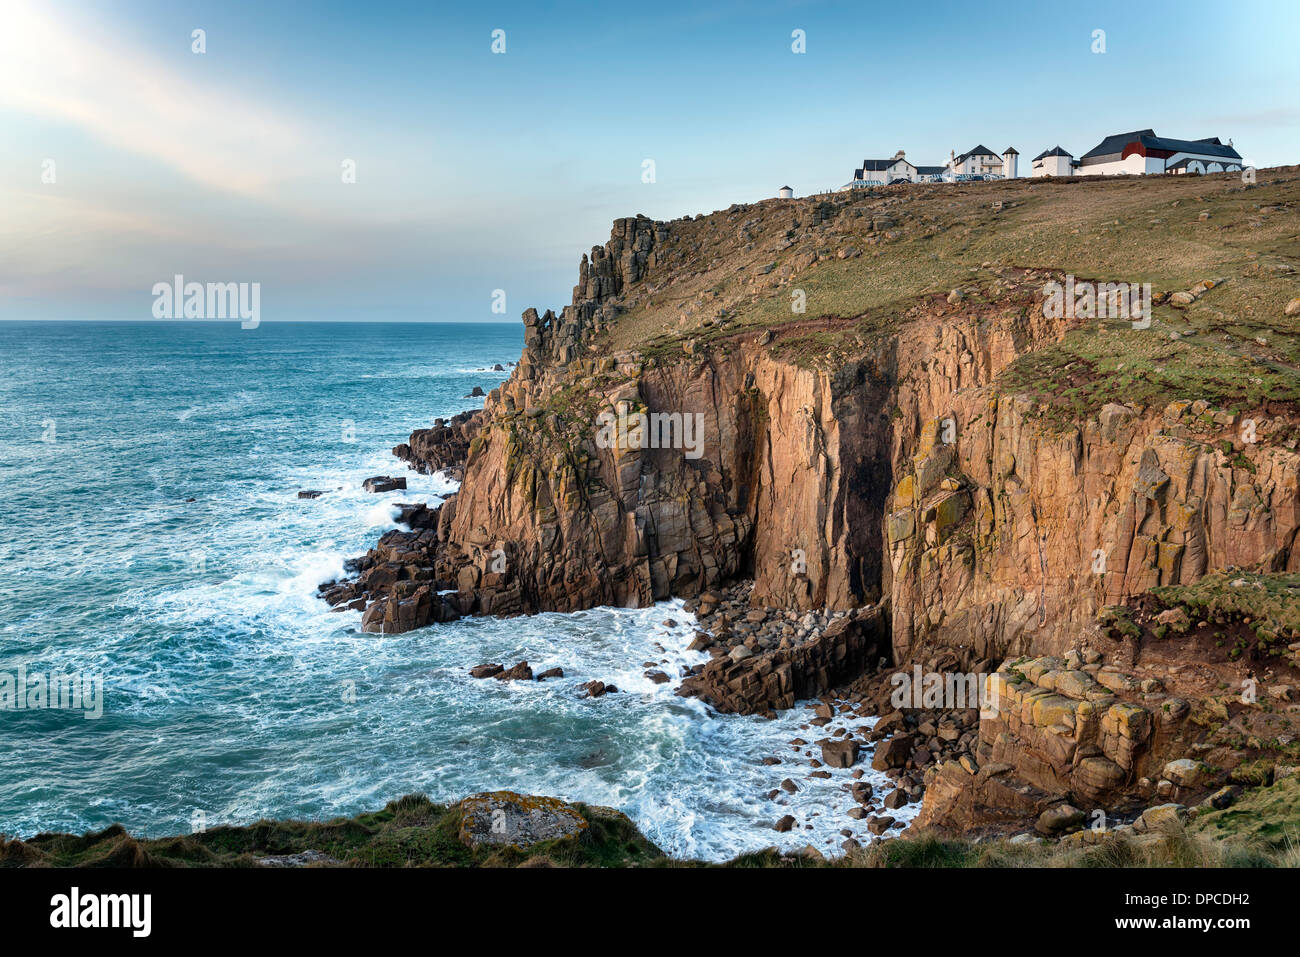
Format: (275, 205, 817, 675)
(1, 0, 1297, 322)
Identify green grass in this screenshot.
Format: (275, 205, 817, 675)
(7, 787, 1300, 868)
(0, 794, 666, 869)
(1151, 570, 1300, 649)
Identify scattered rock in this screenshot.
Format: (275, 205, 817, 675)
(820, 739, 859, 769)
(582, 680, 618, 698)
(362, 476, 407, 493)
(494, 661, 533, 681)
(1035, 803, 1085, 835)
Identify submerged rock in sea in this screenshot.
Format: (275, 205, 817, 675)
(494, 660, 533, 681)
(362, 475, 407, 493)
(455, 791, 588, 850)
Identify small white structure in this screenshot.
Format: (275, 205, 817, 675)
(1001, 147, 1018, 179)
(1075, 130, 1243, 176)
(1030, 145, 1075, 177)
(778, 185, 794, 199)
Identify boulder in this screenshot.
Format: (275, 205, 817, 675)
(871, 734, 915, 771)
(1162, 758, 1208, 788)
(455, 791, 587, 849)
(1134, 803, 1187, 833)
(362, 476, 407, 493)
(820, 739, 859, 769)
(469, 663, 504, 679)
(1035, 803, 1085, 835)
(494, 661, 533, 681)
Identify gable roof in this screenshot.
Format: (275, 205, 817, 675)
(914, 166, 946, 175)
(953, 145, 999, 164)
(1081, 129, 1156, 159)
(1002, 147, 1019, 155)
(860, 157, 915, 171)
(1081, 129, 1242, 161)
(1033, 145, 1073, 161)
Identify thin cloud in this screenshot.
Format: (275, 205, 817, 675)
(0, 1, 308, 199)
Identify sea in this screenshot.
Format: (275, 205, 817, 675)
(0, 320, 915, 860)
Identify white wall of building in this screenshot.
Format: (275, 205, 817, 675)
(1031, 154, 1073, 177)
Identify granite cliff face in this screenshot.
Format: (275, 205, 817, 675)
(328, 172, 1300, 658)
(886, 331, 1300, 670)
(321, 171, 1300, 835)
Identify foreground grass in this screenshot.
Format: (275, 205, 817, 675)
(5, 782, 1300, 867)
(0, 795, 665, 869)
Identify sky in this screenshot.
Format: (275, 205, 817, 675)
(1, 0, 1297, 323)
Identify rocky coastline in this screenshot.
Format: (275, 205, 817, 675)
(312, 168, 1300, 853)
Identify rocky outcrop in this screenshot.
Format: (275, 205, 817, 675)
(677, 606, 888, 714)
(455, 791, 588, 850)
(886, 393, 1300, 667)
(331, 182, 1300, 714)
(395, 409, 484, 482)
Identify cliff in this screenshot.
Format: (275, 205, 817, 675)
(321, 166, 1300, 833)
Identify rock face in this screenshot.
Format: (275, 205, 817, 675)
(394, 410, 485, 483)
(912, 654, 1213, 832)
(454, 791, 588, 849)
(326, 190, 1300, 734)
(886, 389, 1300, 668)
(676, 607, 887, 714)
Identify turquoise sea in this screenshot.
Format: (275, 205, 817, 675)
(0, 320, 911, 859)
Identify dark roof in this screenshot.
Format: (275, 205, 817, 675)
(1080, 129, 1155, 159)
(1142, 134, 1241, 159)
(860, 157, 914, 170)
(954, 145, 998, 164)
(1002, 147, 1019, 154)
(780, 185, 792, 190)
(1081, 129, 1242, 161)
(915, 166, 946, 175)
(1032, 145, 1073, 161)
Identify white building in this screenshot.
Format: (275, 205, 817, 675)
(842, 143, 1020, 188)
(850, 150, 917, 186)
(945, 145, 1003, 178)
(1030, 145, 1075, 177)
(1074, 130, 1243, 176)
(778, 185, 794, 198)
